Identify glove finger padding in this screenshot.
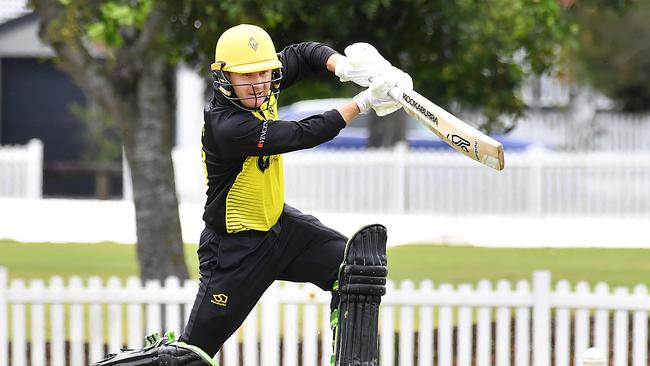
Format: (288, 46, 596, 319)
(369, 67, 413, 97)
(369, 67, 413, 116)
(373, 101, 402, 117)
(335, 43, 392, 87)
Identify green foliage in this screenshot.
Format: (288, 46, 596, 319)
(570, 1, 650, 111)
(44, 0, 155, 63)
(167, 0, 575, 131)
(86, 0, 153, 48)
(40, 0, 597, 129)
(69, 104, 122, 162)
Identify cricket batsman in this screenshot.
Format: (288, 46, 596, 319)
(94, 23, 411, 366)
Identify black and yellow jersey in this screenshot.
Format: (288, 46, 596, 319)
(202, 42, 346, 233)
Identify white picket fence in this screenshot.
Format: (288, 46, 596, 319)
(0, 139, 42, 198)
(3, 132, 650, 217)
(173, 147, 650, 216)
(506, 112, 650, 152)
(521, 74, 572, 108)
(1, 267, 648, 366)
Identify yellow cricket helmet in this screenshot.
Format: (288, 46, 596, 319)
(211, 24, 282, 73)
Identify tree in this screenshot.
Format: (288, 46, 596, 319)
(32, 0, 580, 280)
(570, 1, 650, 112)
(161, 1, 580, 133)
(33, 0, 187, 281)
(263, 1, 575, 134)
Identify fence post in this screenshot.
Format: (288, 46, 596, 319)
(476, 280, 492, 366)
(69, 277, 85, 366)
(532, 271, 551, 366)
(496, 280, 512, 366)
(11, 280, 26, 366)
(26, 139, 43, 199)
(242, 306, 259, 366)
(632, 285, 648, 366)
(527, 148, 544, 216)
(88, 277, 104, 363)
(261, 283, 280, 366)
(613, 287, 628, 366)
(515, 280, 531, 366)
(399, 280, 415, 366)
(593, 283, 610, 357)
(50, 277, 65, 366)
(122, 148, 133, 201)
(30, 280, 46, 366)
(393, 142, 407, 214)
(0, 267, 7, 366)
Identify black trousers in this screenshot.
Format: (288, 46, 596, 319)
(181, 204, 346, 357)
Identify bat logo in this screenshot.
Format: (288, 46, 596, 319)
(402, 93, 438, 126)
(447, 134, 470, 152)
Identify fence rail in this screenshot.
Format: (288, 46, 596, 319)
(0, 139, 42, 199)
(1, 267, 648, 366)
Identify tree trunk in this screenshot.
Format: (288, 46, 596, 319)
(33, 0, 189, 282)
(124, 56, 189, 281)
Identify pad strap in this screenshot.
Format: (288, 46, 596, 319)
(339, 264, 387, 296)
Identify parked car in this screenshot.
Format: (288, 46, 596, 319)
(279, 98, 541, 150)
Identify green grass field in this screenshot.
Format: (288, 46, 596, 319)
(1, 240, 649, 288)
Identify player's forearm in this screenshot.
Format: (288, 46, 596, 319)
(335, 100, 361, 125)
(326, 53, 343, 73)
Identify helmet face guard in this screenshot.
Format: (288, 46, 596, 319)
(212, 67, 283, 113)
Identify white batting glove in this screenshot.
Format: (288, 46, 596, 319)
(353, 67, 413, 116)
(335, 43, 392, 87)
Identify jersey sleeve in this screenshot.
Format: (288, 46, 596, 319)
(208, 108, 346, 160)
(278, 42, 339, 90)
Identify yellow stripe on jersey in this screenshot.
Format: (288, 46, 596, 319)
(225, 94, 285, 233)
(201, 126, 209, 186)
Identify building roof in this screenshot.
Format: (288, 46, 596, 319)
(0, 0, 29, 24)
(0, 13, 53, 57)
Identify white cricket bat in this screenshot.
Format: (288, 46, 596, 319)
(388, 88, 505, 171)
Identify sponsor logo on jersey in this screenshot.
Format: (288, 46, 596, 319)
(257, 120, 269, 148)
(402, 93, 438, 126)
(211, 293, 228, 307)
(257, 156, 270, 172)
